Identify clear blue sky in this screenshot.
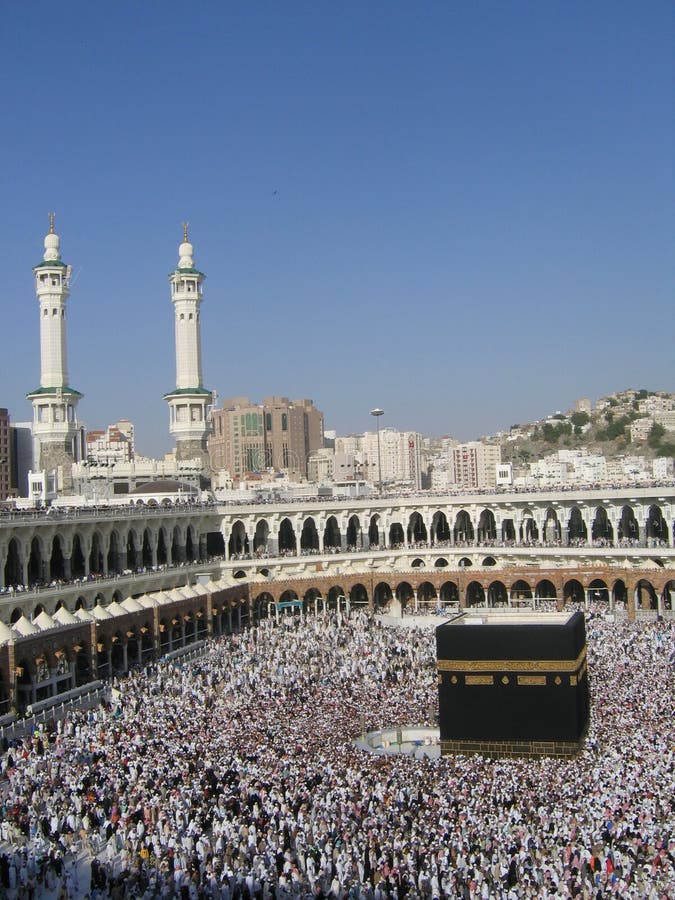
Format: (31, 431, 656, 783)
(2, 1, 673, 457)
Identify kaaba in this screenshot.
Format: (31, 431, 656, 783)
(436, 610, 589, 758)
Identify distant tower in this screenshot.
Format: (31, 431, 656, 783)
(164, 224, 212, 470)
(26, 215, 83, 493)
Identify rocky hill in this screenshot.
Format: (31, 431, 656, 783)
(499, 388, 675, 466)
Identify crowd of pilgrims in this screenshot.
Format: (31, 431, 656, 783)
(0, 608, 672, 899)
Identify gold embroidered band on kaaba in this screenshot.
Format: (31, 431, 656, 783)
(437, 646, 586, 674)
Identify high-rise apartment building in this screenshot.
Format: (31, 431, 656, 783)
(335, 429, 423, 489)
(0, 409, 11, 499)
(209, 397, 324, 480)
(449, 441, 501, 490)
(85, 420, 136, 465)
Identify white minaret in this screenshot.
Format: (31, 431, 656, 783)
(26, 214, 83, 492)
(164, 224, 212, 468)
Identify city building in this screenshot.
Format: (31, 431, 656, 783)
(9, 422, 32, 497)
(630, 418, 655, 442)
(209, 397, 324, 481)
(307, 448, 335, 483)
(85, 420, 136, 466)
(653, 456, 674, 480)
(0, 410, 11, 500)
(26, 216, 84, 492)
(449, 442, 502, 490)
(164, 226, 213, 470)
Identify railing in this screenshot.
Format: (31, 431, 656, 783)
(0, 681, 108, 743)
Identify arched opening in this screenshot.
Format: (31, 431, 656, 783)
(15, 660, 33, 713)
(156, 529, 168, 566)
(612, 579, 628, 610)
(141, 529, 154, 568)
(564, 578, 585, 605)
(229, 521, 250, 558)
(543, 508, 561, 544)
(368, 516, 381, 549)
(454, 510, 474, 544)
(592, 507, 614, 545)
(411, 558, 425, 568)
(458, 557, 472, 567)
(662, 580, 675, 612)
(346, 515, 361, 551)
(253, 592, 275, 624)
(126, 531, 139, 570)
(395, 581, 414, 612)
(501, 518, 516, 543)
(431, 511, 451, 545)
(389, 522, 404, 548)
(4, 538, 22, 587)
(439, 581, 459, 604)
(407, 512, 427, 546)
(278, 518, 297, 555)
(185, 527, 196, 562)
(140, 626, 154, 662)
(206, 530, 225, 557)
(184, 613, 196, 645)
(327, 585, 344, 609)
(481, 556, 497, 567)
(477, 509, 497, 543)
(323, 516, 342, 551)
(522, 516, 539, 543)
(567, 507, 588, 545)
(50, 536, 66, 581)
(74, 646, 91, 687)
(465, 581, 485, 607)
(487, 581, 508, 607)
(253, 520, 270, 555)
(434, 557, 449, 567)
(536, 579, 557, 602)
(27, 537, 44, 585)
(646, 505, 669, 546)
(510, 579, 533, 606)
(417, 581, 437, 610)
(588, 578, 609, 606)
(107, 531, 120, 573)
(302, 587, 322, 615)
(350, 583, 369, 608)
(110, 635, 125, 673)
(89, 532, 105, 576)
(618, 505, 639, 544)
(373, 582, 393, 612)
(635, 579, 657, 611)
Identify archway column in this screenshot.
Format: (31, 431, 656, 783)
(81, 538, 92, 578)
(41, 544, 52, 583)
(21, 543, 30, 587)
(0, 542, 7, 589)
(101, 534, 110, 576)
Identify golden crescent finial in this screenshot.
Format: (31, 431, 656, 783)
(182, 221, 189, 243)
(48, 212, 55, 234)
